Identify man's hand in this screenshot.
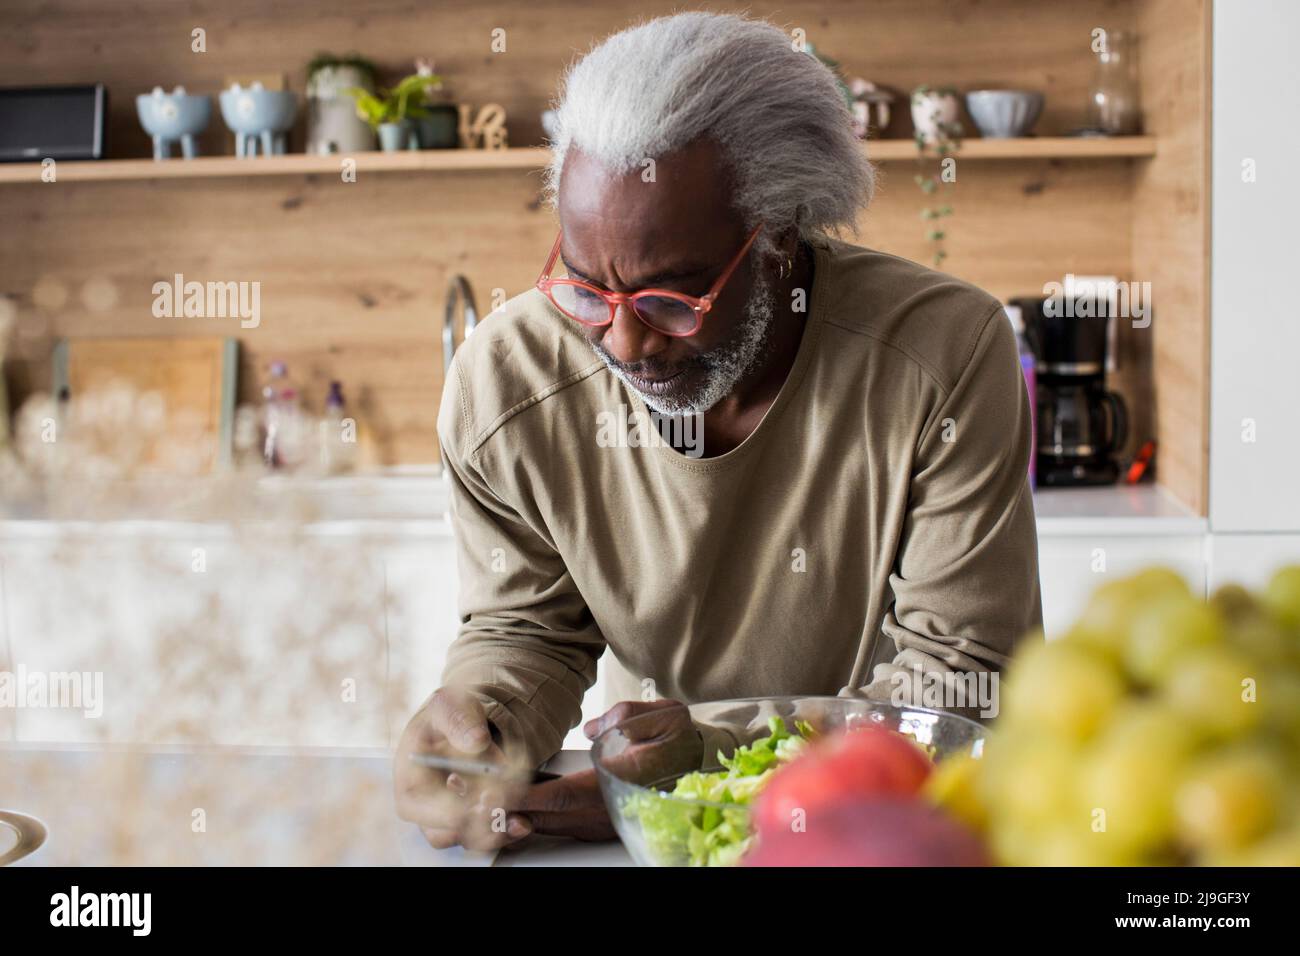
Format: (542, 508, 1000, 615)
(509, 769, 613, 841)
(510, 698, 704, 842)
(394, 687, 534, 852)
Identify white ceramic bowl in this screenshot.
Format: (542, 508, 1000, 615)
(965, 90, 1044, 138)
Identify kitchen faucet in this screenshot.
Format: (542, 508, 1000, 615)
(438, 274, 480, 488)
(443, 274, 479, 378)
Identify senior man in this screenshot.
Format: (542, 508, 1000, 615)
(396, 11, 1041, 850)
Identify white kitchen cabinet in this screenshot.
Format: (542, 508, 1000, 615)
(1209, 0, 1300, 532)
(382, 538, 460, 748)
(1206, 535, 1300, 592)
(0, 525, 389, 748)
(2, 532, 214, 744)
(1032, 487, 1208, 638)
(1035, 534, 1206, 639)
(0, 555, 11, 743)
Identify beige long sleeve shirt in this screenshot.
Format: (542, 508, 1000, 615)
(437, 235, 1042, 769)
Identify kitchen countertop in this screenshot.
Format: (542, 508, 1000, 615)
(0, 744, 632, 867)
(1, 473, 1204, 538)
(1029, 484, 1206, 536)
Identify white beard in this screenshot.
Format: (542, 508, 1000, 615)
(591, 268, 777, 416)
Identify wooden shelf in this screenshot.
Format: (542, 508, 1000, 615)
(0, 148, 551, 183)
(872, 135, 1157, 160)
(0, 137, 1156, 184)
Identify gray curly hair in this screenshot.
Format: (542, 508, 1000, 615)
(542, 12, 874, 249)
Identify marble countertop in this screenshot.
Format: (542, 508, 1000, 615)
(0, 744, 632, 867)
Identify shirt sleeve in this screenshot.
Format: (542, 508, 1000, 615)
(436, 363, 606, 770)
(857, 305, 1044, 722)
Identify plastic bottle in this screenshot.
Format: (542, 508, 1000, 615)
(262, 361, 290, 469)
(276, 386, 307, 470)
(1005, 304, 1037, 488)
(318, 380, 356, 474)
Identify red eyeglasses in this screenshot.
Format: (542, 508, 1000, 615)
(535, 224, 763, 338)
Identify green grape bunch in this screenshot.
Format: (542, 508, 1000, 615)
(953, 565, 1300, 866)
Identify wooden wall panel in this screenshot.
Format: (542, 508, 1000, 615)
(862, 159, 1136, 298)
(1, 156, 1136, 465)
(0, 0, 1138, 157)
(1130, 0, 1212, 515)
(0, 0, 1205, 511)
(1, 170, 553, 463)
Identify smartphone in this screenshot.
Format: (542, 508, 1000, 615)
(409, 752, 561, 783)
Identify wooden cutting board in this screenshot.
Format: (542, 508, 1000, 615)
(52, 336, 238, 471)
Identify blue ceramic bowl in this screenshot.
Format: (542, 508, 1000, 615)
(218, 86, 298, 135)
(136, 88, 212, 139)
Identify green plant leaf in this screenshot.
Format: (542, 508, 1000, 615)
(344, 88, 392, 129)
(307, 51, 378, 79)
(393, 73, 442, 97)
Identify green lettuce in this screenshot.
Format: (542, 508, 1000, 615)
(622, 716, 815, 866)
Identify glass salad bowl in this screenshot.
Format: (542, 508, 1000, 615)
(591, 696, 986, 867)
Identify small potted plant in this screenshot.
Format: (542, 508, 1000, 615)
(346, 72, 442, 151)
(306, 52, 378, 154)
(910, 85, 961, 145)
(411, 58, 459, 149)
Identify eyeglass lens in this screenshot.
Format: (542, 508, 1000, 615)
(549, 283, 698, 335)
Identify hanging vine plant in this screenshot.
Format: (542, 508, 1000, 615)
(910, 86, 964, 268)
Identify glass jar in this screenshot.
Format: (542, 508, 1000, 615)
(1087, 29, 1142, 135)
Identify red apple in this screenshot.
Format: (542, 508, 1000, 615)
(744, 797, 990, 867)
(752, 726, 933, 838)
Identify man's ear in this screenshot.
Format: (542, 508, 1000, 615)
(776, 224, 800, 254)
(769, 224, 802, 271)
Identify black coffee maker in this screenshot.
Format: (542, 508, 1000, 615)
(1011, 295, 1128, 486)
